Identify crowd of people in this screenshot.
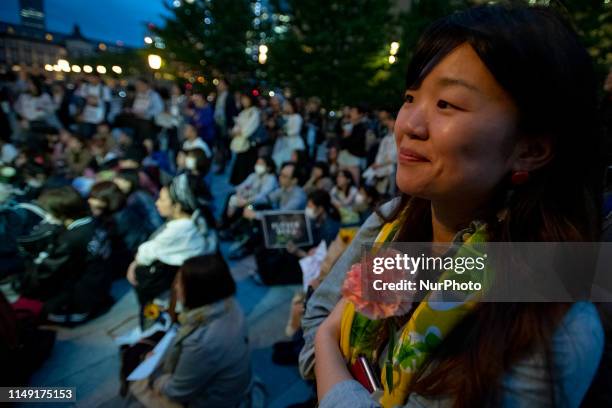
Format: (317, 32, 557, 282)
(0, 59, 399, 406)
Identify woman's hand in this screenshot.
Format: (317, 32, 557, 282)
(127, 260, 138, 286)
(315, 298, 353, 402)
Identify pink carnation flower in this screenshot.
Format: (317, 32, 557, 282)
(341, 255, 413, 320)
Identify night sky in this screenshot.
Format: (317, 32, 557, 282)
(0, 0, 173, 47)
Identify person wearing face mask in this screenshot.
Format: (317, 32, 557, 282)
(254, 189, 340, 286)
(220, 156, 278, 233)
(182, 123, 212, 158)
(229, 162, 306, 260)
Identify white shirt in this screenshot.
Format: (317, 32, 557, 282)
(136, 218, 214, 266)
(76, 83, 111, 124)
(15, 93, 54, 121)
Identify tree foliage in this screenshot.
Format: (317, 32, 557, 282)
(151, 0, 254, 84)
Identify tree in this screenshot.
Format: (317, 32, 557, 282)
(266, 0, 395, 107)
(151, 0, 255, 86)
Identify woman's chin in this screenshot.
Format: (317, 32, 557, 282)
(396, 176, 430, 198)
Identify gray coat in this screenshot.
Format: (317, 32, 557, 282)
(159, 298, 252, 408)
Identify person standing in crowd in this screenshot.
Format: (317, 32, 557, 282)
(74, 73, 111, 138)
(189, 92, 215, 149)
(362, 110, 397, 194)
(50, 82, 73, 129)
(14, 77, 55, 133)
(213, 78, 238, 174)
(117, 78, 164, 141)
(304, 97, 325, 160)
(131, 78, 164, 121)
(338, 104, 368, 185)
(230, 92, 261, 186)
(272, 99, 304, 169)
(126, 254, 252, 408)
(304, 5, 605, 407)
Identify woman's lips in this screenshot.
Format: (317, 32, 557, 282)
(398, 147, 429, 163)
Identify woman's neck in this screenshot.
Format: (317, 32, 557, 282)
(430, 199, 487, 243)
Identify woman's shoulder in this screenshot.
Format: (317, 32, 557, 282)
(554, 302, 603, 355)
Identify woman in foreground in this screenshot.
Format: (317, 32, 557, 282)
(303, 4, 605, 407)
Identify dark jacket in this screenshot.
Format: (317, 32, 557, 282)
(115, 190, 163, 254)
(18, 217, 112, 316)
(340, 121, 368, 158)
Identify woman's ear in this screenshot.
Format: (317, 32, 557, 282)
(511, 135, 554, 173)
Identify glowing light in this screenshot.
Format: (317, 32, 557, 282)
(83, 65, 93, 73)
(258, 53, 267, 64)
(197, 76, 205, 83)
(388, 55, 396, 64)
(259, 44, 268, 54)
(44, 64, 53, 71)
(11, 65, 21, 72)
(111, 66, 122, 74)
(53, 64, 61, 72)
(268, 91, 275, 97)
(45, 33, 53, 41)
(173, 0, 181, 7)
(144, 36, 153, 44)
(98, 43, 107, 51)
(96, 65, 107, 74)
(212, 78, 219, 86)
(148, 54, 162, 70)
(71, 65, 81, 73)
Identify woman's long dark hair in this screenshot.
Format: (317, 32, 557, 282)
(384, 4, 603, 407)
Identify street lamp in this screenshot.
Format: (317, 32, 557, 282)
(148, 54, 162, 70)
(258, 44, 268, 65)
(57, 59, 70, 72)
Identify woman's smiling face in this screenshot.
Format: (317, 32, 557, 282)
(395, 43, 520, 204)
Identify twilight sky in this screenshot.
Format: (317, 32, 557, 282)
(0, 0, 173, 47)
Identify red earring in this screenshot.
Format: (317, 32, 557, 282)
(511, 170, 530, 185)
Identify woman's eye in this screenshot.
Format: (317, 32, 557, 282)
(437, 100, 450, 109)
(404, 93, 414, 103)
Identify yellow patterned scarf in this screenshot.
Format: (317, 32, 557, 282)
(339, 218, 489, 407)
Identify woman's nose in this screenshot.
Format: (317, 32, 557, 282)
(396, 104, 428, 140)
